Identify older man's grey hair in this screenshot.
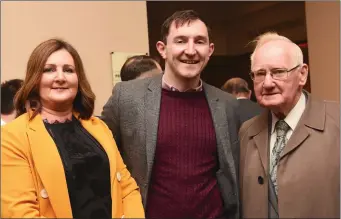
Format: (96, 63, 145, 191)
(249, 32, 304, 68)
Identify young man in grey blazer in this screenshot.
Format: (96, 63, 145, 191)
(101, 10, 240, 219)
(239, 32, 340, 218)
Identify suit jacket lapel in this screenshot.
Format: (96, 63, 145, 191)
(145, 76, 162, 183)
(248, 93, 325, 171)
(27, 113, 72, 218)
(203, 83, 237, 180)
(281, 93, 324, 158)
(248, 110, 270, 173)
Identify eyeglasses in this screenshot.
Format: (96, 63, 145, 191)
(250, 64, 300, 82)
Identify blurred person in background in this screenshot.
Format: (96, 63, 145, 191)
(222, 77, 263, 124)
(120, 55, 162, 81)
(1, 79, 23, 125)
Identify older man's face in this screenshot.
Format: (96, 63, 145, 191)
(251, 41, 308, 115)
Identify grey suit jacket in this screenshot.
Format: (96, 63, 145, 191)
(101, 75, 241, 218)
(237, 99, 264, 125)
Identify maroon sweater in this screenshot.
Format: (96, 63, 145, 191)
(146, 89, 224, 219)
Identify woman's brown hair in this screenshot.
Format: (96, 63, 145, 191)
(14, 38, 95, 120)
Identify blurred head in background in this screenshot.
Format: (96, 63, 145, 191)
(120, 55, 162, 81)
(1, 79, 23, 125)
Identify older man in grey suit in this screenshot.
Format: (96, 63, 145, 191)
(101, 10, 240, 219)
(239, 32, 340, 218)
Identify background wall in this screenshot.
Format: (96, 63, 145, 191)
(147, 1, 310, 100)
(147, 1, 340, 102)
(1, 1, 149, 115)
(2, 1, 339, 115)
(306, 1, 340, 102)
(147, 2, 307, 57)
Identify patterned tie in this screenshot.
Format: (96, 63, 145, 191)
(270, 120, 290, 195)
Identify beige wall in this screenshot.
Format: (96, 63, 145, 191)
(305, 2, 340, 102)
(1, 1, 149, 115)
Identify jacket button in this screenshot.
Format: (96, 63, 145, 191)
(258, 176, 264, 184)
(116, 172, 121, 182)
(40, 189, 48, 199)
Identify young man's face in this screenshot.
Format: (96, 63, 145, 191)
(157, 19, 214, 81)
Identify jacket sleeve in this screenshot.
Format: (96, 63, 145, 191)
(100, 82, 122, 150)
(115, 141, 145, 218)
(1, 127, 46, 218)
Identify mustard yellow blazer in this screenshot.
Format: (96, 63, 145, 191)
(1, 112, 145, 218)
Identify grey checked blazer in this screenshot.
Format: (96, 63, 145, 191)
(101, 75, 241, 219)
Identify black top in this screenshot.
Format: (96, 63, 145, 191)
(44, 116, 112, 219)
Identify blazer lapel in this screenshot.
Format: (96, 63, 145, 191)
(145, 76, 162, 183)
(203, 83, 236, 179)
(27, 113, 72, 218)
(248, 111, 270, 173)
(281, 94, 324, 158)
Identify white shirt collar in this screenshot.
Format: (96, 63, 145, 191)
(162, 75, 203, 92)
(236, 97, 248, 100)
(271, 92, 306, 134)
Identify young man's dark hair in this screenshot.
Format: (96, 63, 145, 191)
(120, 55, 161, 81)
(1, 79, 23, 114)
(160, 9, 212, 43)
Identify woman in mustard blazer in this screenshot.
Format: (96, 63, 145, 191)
(1, 39, 144, 218)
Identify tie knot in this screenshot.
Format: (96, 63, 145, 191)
(275, 120, 290, 137)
